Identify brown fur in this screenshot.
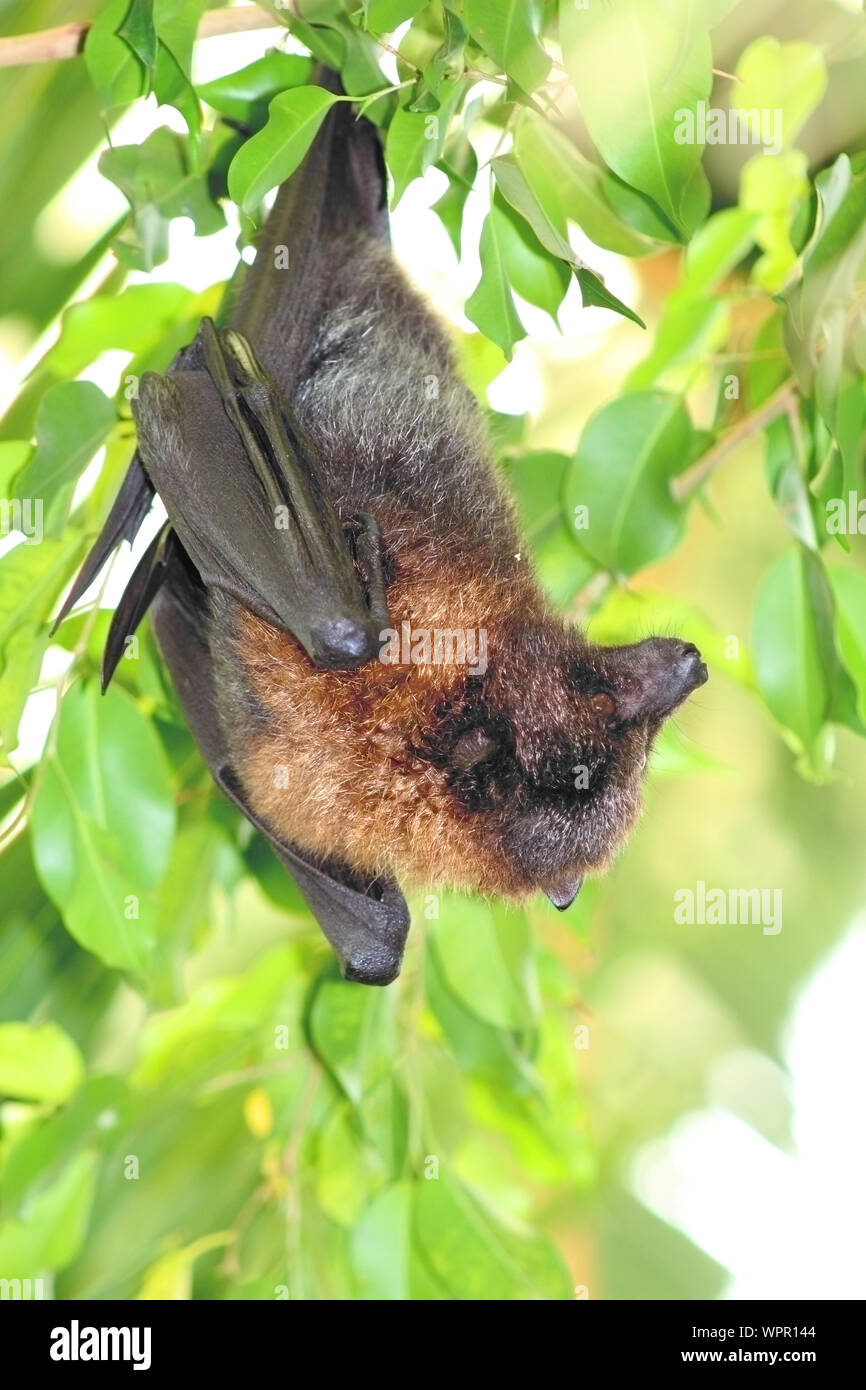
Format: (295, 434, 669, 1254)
(224, 497, 545, 894)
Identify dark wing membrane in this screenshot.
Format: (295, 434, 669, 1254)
(52, 453, 154, 632)
(133, 326, 381, 667)
(228, 73, 389, 395)
(100, 521, 177, 691)
(55, 73, 389, 662)
(150, 554, 409, 986)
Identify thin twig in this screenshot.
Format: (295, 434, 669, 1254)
(671, 379, 797, 503)
(0, 3, 281, 69)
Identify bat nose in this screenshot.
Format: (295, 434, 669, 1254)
(311, 616, 379, 667)
(673, 641, 708, 691)
(544, 873, 584, 911)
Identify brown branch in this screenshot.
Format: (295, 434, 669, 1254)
(671, 379, 797, 503)
(0, 4, 282, 70)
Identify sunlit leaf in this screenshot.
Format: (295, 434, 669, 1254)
(227, 86, 339, 216)
(30, 680, 177, 972)
(561, 0, 713, 237)
(0, 1022, 84, 1104)
(566, 392, 694, 574)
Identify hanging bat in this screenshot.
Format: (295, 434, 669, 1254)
(55, 73, 707, 986)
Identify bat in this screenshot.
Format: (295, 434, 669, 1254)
(55, 72, 707, 986)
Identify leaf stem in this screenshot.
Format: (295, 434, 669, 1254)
(0, 3, 280, 69)
(671, 379, 797, 502)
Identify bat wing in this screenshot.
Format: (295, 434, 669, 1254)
(131, 317, 384, 668)
(58, 77, 391, 667)
(51, 453, 154, 634)
(151, 552, 410, 986)
(228, 67, 389, 394)
(53, 74, 408, 982)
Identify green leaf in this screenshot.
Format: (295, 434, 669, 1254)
(227, 86, 339, 216)
(14, 382, 115, 535)
(30, 681, 177, 973)
(740, 150, 810, 291)
(781, 155, 866, 391)
(0, 1022, 85, 1104)
(626, 296, 729, 390)
(367, 0, 427, 29)
(0, 1152, 98, 1278)
(735, 38, 827, 148)
(491, 189, 570, 321)
(84, 0, 205, 136)
(99, 127, 226, 271)
(414, 1171, 572, 1299)
(492, 153, 575, 264)
(85, 0, 148, 110)
(464, 0, 550, 94)
(430, 895, 539, 1031)
(752, 546, 865, 754)
(513, 110, 652, 258)
(136, 1231, 231, 1300)
(425, 938, 540, 1089)
(315, 1102, 387, 1225)
(198, 53, 315, 126)
(42, 282, 194, 379)
(492, 154, 645, 326)
(561, 0, 712, 237)
(118, 0, 158, 82)
(308, 977, 393, 1104)
(416, 7, 469, 103)
(566, 392, 694, 575)
(351, 1181, 412, 1299)
(0, 533, 84, 759)
(434, 138, 478, 257)
(387, 83, 463, 207)
(830, 568, 866, 726)
(465, 207, 526, 358)
(351, 1181, 449, 1299)
(150, 0, 207, 141)
(387, 106, 440, 208)
(576, 268, 646, 328)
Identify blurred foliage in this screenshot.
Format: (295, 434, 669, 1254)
(1, 0, 865, 1301)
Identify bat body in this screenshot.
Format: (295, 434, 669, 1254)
(58, 76, 707, 983)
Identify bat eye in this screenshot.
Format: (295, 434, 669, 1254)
(451, 727, 499, 770)
(591, 691, 617, 718)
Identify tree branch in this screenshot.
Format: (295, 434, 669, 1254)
(671, 379, 798, 503)
(0, 4, 283, 70)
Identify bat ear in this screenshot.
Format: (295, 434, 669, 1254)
(451, 727, 499, 769)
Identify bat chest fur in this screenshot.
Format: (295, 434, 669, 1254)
(215, 521, 534, 895)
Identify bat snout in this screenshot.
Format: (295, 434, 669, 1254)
(604, 636, 708, 721)
(668, 640, 708, 702)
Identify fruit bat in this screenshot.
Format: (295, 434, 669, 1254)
(55, 74, 707, 986)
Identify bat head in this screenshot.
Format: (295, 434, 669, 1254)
(415, 620, 708, 907)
